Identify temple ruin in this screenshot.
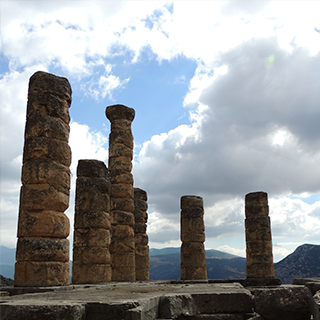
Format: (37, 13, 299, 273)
(6, 70, 320, 320)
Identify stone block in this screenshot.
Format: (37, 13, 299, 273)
(110, 184, 134, 199)
(158, 294, 198, 319)
(109, 170, 133, 185)
(112, 252, 135, 267)
(22, 160, 70, 193)
(135, 267, 150, 281)
(181, 196, 203, 209)
(245, 205, 269, 218)
(108, 156, 132, 171)
(111, 211, 134, 226)
(74, 210, 110, 230)
(133, 209, 148, 223)
(16, 238, 69, 262)
(135, 254, 149, 267)
(134, 198, 148, 211)
(246, 241, 272, 254)
(253, 286, 313, 320)
(112, 225, 134, 238)
(134, 188, 147, 201)
(110, 120, 133, 132)
(109, 143, 133, 159)
(72, 264, 111, 284)
(135, 244, 149, 256)
(192, 287, 253, 314)
(111, 198, 134, 212)
(134, 223, 147, 234)
(73, 229, 111, 248)
(181, 207, 204, 219)
(20, 184, 69, 212)
(14, 261, 69, 287)
(245, 217, 271, 242)
(73, 247, 111, 265)
(135, 234, 148, 245)
(245, 191, 268, 206)
(23, 137, 71, 166)
(105, 104, 135, 122)
(17, 210, 70, 238)
(181, 253, 207, 268)
(181, 267, 208, 280)
(0, 303, 86, 320)
(25, 114, 69, 142)
(109, 237, 135, 253)
(181, 218, 205, 242)
(246, 262, 275, 278)
(181, 242, 206, 254)
(76, 176, 110, 195)
(247, 253, 274, 264)
(109, 130, 134, 149)
(77, 159, 108, 178)
(112, 266, 136, 281)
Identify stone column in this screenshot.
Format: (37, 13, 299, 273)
(106, 104, 135, 281)
(15, 71, 72, 287)
(245, 191, 276, 281)
(134, 188, 150, 280)
(72, 160, 112, 284)
(180, 196, 207, 280)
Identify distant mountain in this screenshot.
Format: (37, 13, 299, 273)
(149, 248, 246, 280)
(2, 244, 320, 284)
(274, 243, 320, 284)
(0, 274, 14, 287)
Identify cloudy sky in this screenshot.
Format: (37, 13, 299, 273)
(1, 1, 320, 263)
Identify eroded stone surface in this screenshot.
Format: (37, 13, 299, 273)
(106, 104, 135, 281)
(15, 71, 72, 287)
(180, 195, 207, 280)
(72, 160, 111, 284)
(245, 191, 275, 279)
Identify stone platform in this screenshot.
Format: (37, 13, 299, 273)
(0, 280, 319, 320)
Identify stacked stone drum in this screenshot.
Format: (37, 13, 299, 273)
(72, 160, 112, 284)
(106, 104, 136, 281)
(245, 191, 275, 278)
(180, 196, 207, 280)
(133, 188, 150, 280)
(15, 71, 72, 286)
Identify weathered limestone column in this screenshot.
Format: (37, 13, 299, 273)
(106, 104, 135, 281)
(15, 71, 72, 287)
(134, 188, 150, 280)
(245, 191, 275, 280)
(72, 160, 111, 284)
(180, 196, 207, 280)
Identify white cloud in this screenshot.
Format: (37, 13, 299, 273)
(216, 245, 246, 258)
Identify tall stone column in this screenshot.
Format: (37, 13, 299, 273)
(15, 71, 72, 287)
(106, 104, 135, 281)
(72, 160, 111, 284)
(245, 191, 276, 282)
(134, 188, 150, 280)
(180, 196, 207, 280)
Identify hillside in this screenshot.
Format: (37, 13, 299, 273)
(274, 243, 320, 284)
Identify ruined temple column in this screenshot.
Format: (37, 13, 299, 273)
(106, 104, 135, 281)
(134, 188, 150, 280)
(72, 160, 112, 284)
(15, 71, 72, 286)
(180, 196, 207, 280)
(245, 191, 275, 280)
